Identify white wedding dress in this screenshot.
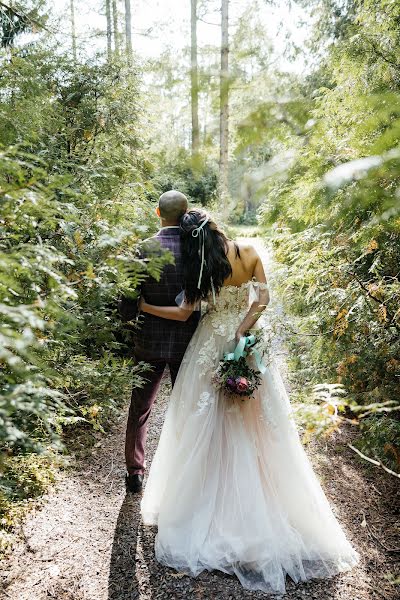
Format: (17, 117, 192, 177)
(140, 281, 358, 594)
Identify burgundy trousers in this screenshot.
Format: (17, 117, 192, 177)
(125, 355, 182, 475)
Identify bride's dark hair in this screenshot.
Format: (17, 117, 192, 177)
(179, 208, 239, 304)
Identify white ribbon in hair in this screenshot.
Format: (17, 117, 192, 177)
(191, 216, 216, 304)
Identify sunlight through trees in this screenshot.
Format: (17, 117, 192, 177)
(0, 0, 399, 560)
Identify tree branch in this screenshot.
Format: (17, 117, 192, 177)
(197, 17, 220, 26)
(348, 443, 400, 479)
(0, 1, 51, 34)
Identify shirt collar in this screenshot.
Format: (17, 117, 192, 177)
(156, 226, 181, 236)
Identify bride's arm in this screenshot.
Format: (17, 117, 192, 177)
(139, 298, 195, 322)
(235, 253, 270, 342)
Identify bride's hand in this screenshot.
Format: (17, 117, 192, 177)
(235, 329, 245, 344)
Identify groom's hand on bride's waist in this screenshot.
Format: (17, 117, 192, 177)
(138, 296, 147, 313)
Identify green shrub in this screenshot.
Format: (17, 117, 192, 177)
(0, 29, 171, 534)
(0, 451, 61, 556)
(255, 0, 400, 472)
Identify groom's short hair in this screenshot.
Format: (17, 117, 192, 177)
(158, 190, 188, 221)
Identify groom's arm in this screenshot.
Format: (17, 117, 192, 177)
(139, 299, 195, 322)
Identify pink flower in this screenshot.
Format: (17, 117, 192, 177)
(235, 376, 249, 393)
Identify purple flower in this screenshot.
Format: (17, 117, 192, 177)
(226, 377, 236, 390)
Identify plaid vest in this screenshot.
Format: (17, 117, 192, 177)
(134, 227, 200, 361)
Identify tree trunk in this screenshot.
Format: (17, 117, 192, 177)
(106, 0, 112, 60)
(125, 0, 133, 65)
(70, 0, 77, 62)
(219, 0, 229, 203)
(112, 0, 120, 56)
(190, 0, 200, 156)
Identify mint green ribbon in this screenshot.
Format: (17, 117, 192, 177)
(224, 335, 267, 374)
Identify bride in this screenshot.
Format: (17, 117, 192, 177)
(138, 208, 358, 594)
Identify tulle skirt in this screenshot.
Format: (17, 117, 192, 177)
(140, 314, 359, 593)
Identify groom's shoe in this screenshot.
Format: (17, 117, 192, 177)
(125, 473, 143, 493)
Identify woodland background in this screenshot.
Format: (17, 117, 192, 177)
(0, 0, 399, 557)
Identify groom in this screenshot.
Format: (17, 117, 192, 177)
(124, 190, 200, 493)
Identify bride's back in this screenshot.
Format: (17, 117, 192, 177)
(223, 240, 262, 287)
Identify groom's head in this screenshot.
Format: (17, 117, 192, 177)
(157, 190, 188, 226)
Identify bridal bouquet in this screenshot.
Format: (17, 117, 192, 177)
(212, 333, 266, 399)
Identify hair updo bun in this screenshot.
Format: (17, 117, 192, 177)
(179, 209, 210, 234)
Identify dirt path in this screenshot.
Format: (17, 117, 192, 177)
(1, 239, 398, 600)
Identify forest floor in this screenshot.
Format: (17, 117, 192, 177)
(1, 238, 399, 600)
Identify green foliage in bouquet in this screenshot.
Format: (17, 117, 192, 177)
(213, 355, 262, 398)
(212, 332, 270, 398)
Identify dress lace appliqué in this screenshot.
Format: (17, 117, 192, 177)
(195, 391, 214, 415)
(197, 335, 219, 377)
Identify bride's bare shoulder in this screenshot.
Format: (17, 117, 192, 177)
(226, 240, 266, 283)
(230, 240, 259, 261)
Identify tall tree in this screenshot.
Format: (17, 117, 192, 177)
(70, 0, 77, 62)
(219, 0, 229, 202)
(190, 0, 200, 156)
(124, 0, 132, 65)
(112, 0, 119, 56)
(105, 0, 112, 60)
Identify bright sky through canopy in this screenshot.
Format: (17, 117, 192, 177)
(52, 0, 311, 73)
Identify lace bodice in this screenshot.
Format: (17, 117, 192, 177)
(192, 280, 269, 377)
(206, 280, 268, 314)
(207, 282, 252, 313)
